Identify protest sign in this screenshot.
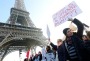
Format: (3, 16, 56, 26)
(53, 1, 82, 27)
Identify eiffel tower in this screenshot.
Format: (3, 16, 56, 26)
(0, 0, 48, 61)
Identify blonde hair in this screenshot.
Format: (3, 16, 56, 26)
(57, 39, 62, 42)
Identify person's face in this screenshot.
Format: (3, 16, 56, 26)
(35, 54, 38, 57)
(87, 36, 90, 40)
(82, 36, 88, 41)
(57, 41, 62, 46)
(66, 29, 73, 37)
(38, 52, 41, 55)
(46, 46, 50, 51)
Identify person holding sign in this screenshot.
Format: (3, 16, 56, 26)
(61, 18, 89, 61)
(46, 25, 63, 61)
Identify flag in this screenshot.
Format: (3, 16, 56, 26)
(46, 25, 51, 39)
(26, 50, 30, 59)
(42, 47, 46, 60)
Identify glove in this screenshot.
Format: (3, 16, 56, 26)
(68, 18, 73, 21)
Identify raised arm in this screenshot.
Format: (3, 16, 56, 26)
(50, 42, 57, 50)
(72, 18, 84, 39)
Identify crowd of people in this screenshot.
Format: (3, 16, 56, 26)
(24, 51, 42, 61)
(24, 18, 90, 61)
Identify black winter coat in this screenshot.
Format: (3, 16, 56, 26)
(63, 18, 90, 61)
(50, 18, 90, 61)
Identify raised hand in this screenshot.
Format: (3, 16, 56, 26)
(68, 18, 73, 21)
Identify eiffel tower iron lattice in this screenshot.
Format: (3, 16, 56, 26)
(0, 0, 48, 61)
(7, 0, 35, 27)
(14, 0, 26, 11)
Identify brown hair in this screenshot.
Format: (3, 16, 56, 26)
(46, 46, 51, 52)
(82, 35, 88, 38)
(87, 31, 90, 38)
(57, 39, 62, 43)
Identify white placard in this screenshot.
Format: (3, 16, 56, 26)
(46, 25, 50, 39)
(52, 1, 82, 27)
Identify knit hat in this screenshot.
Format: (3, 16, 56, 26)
(63, 28, 70, 36)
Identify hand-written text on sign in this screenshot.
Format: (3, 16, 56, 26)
(53, 1, 82, 27)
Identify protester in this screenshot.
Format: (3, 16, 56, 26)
(85, 31, 90, 52)
(81, 31, 90, 61)
(82, 35, 88, 42)
(24, 58, 28, 61)
(30, 57, 33, 61)
(52, 48, 56, 59)
(31, 54, 34, 61)
(61, 18, 90, 61)
(49, 39, 63, 61)
(87, 31, 90, 40)
(45, 46, 55, 61)
(33, 54, 39, 61)
(38, 51, 42, 61)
